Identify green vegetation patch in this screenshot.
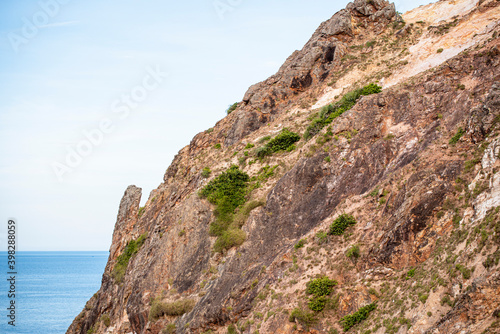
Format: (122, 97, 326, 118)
(304, 83, 382, 140)
(149, 298, 195, 321)
(256, 129, 300, 159)
(306, 276, 337, 312)
(329, 214, 357, 236)
(449, 127, 465, 145)
(306, 276, 337, 297)
(289, 308, 317, 329)
(340, 303, 377, 332)
(346, 245, 360, 260)
(226, 102, 238, 115)
(201, 167, 211, 178)
(112, 233, 148, 283)
(100, 314, 111, 327)
(162, 324, 177, 334)
(200, 165, 249, 218)
(200, 166, 265, 252)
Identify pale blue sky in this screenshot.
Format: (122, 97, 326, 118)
(0, 0, 434, 251)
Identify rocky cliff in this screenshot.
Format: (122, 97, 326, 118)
(67, 0, 500, 333)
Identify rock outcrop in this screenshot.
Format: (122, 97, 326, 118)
(67, 0, 500, 333)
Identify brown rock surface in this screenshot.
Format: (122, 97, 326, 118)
(67, 1, 500, 333)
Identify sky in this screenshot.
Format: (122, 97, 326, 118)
(0, 0, 435, 251)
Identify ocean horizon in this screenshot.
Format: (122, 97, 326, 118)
(0, 251, 108, 334)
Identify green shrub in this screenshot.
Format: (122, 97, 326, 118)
(112, 233, 148, 283)
(455, 264, 471, 279)
(464, 157, 481, 172)
(366, 40, 376, 48)
(162, 324, 176, 334)
(214, 143, 222, 149)
(449, 127, 465, 145)
(233, 199, 265, 227)
(226, 102, 238, 115)
(200, 166, 254, 252)
(245, 143, 255, 149)
(199, 165, 249, 218)
(406, 268, 416, 279)
(149, 298, 196, 321)
(346, 245, 360, 259)
(289, 308, 317, 329)
(255, 146, 272, 159)
(294, 239, 306, 249)
(437, 48, 444, 53)
(329, 214, 357, 235)
(259, 135, 271, 143)
(100, 314, 111, 327)
(306, 276, 337, 297)
(201, 167, 211, 178)
(340, 303, 376, 332)
(138, 206, 145, 217)
(227, 324, 237, 334)
(419, 293, 429, 304)
(316, 231, 328, 245)
(256, 129, 301, 158)
(308, 295, 329, 312)
(213, 228, 246, 253)
(304, 84, 382, 139)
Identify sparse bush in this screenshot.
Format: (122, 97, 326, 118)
(162, 324, 176, 334)
(100, 314, 111, 327)
(346, 245, 360, 259)
(233, 200, 265, 228)
(201, 167, 211, 178)
(306, 276, 337, 297)
(437, 48, 444, 53)
(294, 239, 306, 249)
(449, 127, 465, 145)
(226, 102, 238, 115)
(304, 84, 381, 140)
(455, 264, 471, 279)
(214, 143, 222, 149)
(406, 268, 416, 279)
(339, 303, 376, 332)
(289, 308, 317, 329)
(259, 135, 271, 143)
(200, 165, 249, 220)
(316, 231, 328, 245)
(138, 206, 145, 217)
(149, 298, 196, 321)
(419, 293, 429, 304)
(213, 228, 246, 253)
(256, 129, 300, 158)
(112, 233, 148, 283)
(329, 214, 357, 236)
(308, 295, 329, 312)
(255, 146, 272, 159)
(244, 143, 255, 149)
(227, 324, 237, 334)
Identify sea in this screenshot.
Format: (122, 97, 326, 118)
(0, 251, 108, 334)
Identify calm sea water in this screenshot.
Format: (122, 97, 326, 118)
(0, 252, 108, 334)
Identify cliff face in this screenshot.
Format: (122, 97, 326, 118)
(67, 1, 500, 333)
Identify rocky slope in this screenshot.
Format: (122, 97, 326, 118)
(67, 0, 500, 333)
